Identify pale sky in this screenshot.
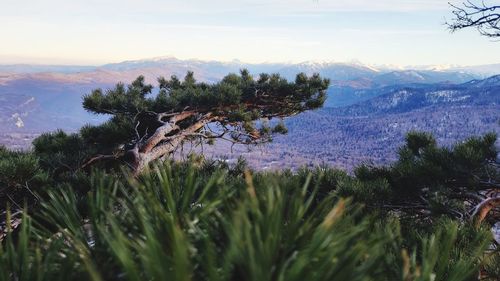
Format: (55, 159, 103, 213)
(0, 0, 499, 66)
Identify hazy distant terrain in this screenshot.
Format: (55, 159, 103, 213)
(1, 57, 499, 170)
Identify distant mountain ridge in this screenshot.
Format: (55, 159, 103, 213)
(99, 56, 493, 83)
(0, 64, 96, 74)
(333, 75, 500, 116)
(0, 57, 498, 171)
(1, 56, 494, 117)
(2, 56, 499, 78)
(0, 56, 498, 133)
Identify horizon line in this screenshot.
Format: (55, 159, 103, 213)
(1, 55, 500, 70)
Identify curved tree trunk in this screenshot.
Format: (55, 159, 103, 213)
(472, 196, 500, 227)
(130, 112, 213, 176)
(82, 111, 213, 177)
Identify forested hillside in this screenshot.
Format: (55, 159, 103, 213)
(189, 76, 500, 170)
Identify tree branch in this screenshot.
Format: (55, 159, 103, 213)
(81, 154, 121, 170)
(472, 196, 500, 226)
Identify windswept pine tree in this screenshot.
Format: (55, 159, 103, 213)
(80, 70, 329, 175)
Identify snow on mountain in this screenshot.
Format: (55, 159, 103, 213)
(0, 56, 497, 134)
(335, 75, 500, 116)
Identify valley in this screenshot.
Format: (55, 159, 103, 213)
(1, 57, 499, 171)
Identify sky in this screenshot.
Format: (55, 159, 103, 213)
(0, 0, 499, 66)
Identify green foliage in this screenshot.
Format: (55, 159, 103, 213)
(80, 70, 330, 157)
(405, 131, 437, 157)
(482, 250, 500, 280)
(271, 121, 288, 134)
(33, 130, 93, 175)
(80, 116, 135, 152)
(84, 69, 330, 116)
(1, 88, 498, 281)
(354, 131, 499, 219)
(395, 132, 496, 192)
(0, 146, 48, 203)
(399, 220, 490, 281)
(0, 162, 495, 280)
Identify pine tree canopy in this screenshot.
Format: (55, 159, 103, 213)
(81, 70, 329, 174)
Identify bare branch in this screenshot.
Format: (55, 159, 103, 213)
(447, 1, 500, 37)
(81, 154, 120, 170)
(472, 196, 500, 226)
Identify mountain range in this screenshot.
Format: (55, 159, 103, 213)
(0, 57, 498, 169)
